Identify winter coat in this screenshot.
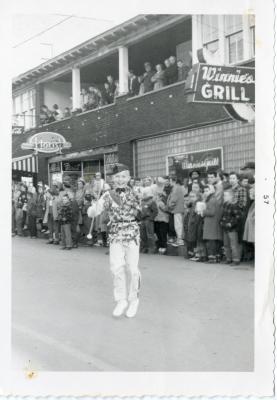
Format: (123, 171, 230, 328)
(36, 193, 46, 219)
(16, 192, 28, 210)
(141, 70, 155, 92)
(43, 194, 60, 223)
(220, 201, 243, 232)
(154, 197, 169, 223)
(27, 198, 38, 217)
(58, 203, 73, 224)
(243, 201, 255, 243)
(203, 194, 223, 240)
(183, 205, 203, 243)
(167, 185, 185, 214)
(140, 199, 158, 221)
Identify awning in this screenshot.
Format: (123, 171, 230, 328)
(12, 154, 38, 173)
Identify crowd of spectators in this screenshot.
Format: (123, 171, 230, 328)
(12, 161, 255, 265)
(39, 55, 191, 125)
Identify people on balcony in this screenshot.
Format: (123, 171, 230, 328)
(106, 75, 116, 95)
(164, 56, 178, 85)
(128, 70, 140, 97)
(52, 104, 63, 121)
(114, 80, 120, 98)
(38, 52, 192, 125)
(102, 82, 114, 104)
(40, 105, 54, 125)
(151, 64, 166, 90)
(177, 59, 190, 82)
(84, 86, 103, 110)
(63, 107, 72, 118)
(141, 62, 155, 93)
(80, 88, 89, 110)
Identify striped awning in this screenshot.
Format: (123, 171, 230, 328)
(12, 154, 38, 173)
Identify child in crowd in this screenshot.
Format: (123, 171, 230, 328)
(44, 185, 60, 245)
(58, 194, 73, 250)
(154, 192, 169, 254)
(202, 185, 223, 263)
(26, 192, 38, 238)
(183, 191, 202, 259)
(81, 193, 93, 245)
(220, 187, 242, 265)
(193, 200, 207, 262)
(140, 188, 158, 254)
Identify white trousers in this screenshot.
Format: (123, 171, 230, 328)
(174, 213, 184, 240)
(109, 241, 141, 302)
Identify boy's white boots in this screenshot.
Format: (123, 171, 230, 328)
(112, 299, 139, 318)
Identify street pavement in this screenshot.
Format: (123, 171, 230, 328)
(12, 236, 254, 372)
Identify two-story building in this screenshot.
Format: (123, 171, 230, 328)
(12, 14, 255, 187)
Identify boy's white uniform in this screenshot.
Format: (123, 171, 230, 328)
(87, 186, 141, 310)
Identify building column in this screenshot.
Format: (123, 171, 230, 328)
(72, 66, 81, 109)
(192, 15, 202, 64)
(242, 15, 251, 61)
(118, 46, 129, 95)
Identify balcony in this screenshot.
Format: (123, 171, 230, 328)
(13, 80, 230, 160)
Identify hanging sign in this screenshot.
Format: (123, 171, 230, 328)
(167, 148, 223, 177)
(185, 63, 255, 104)
(21, 132, 72, 154)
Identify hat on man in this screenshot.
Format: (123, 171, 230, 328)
(107, 163, 130, 176)
(62, 175, 71, 187)
(189, 170, 201, 178)
(241, 161, 255, 170)
(78, 177, 86, 186)
(142, 187, 154, 200)
(156, 176, 166, 185)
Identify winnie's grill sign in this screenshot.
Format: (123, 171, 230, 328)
(21, 132, 72, 154)
(185, 63, 255, 104)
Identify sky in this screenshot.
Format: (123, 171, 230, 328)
(11, 0, 139, 77)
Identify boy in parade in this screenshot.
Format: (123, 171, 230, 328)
(87, 163, 142, 318)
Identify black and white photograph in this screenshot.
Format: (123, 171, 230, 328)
(0, 0, 275, 397)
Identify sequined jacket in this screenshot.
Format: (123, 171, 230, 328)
(87, 187, 141, 244)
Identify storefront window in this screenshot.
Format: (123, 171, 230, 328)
(83, 160, 102, 183)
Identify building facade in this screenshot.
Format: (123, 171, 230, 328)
(12, 14, 255, 186)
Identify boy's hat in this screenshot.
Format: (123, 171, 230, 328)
(107, 163, 129, 176)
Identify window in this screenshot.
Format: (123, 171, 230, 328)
(249, 14, 255, 57)
(12, 89, 36, 130)
(202, 15, 219, 54)
(224, 15, 243, 64)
